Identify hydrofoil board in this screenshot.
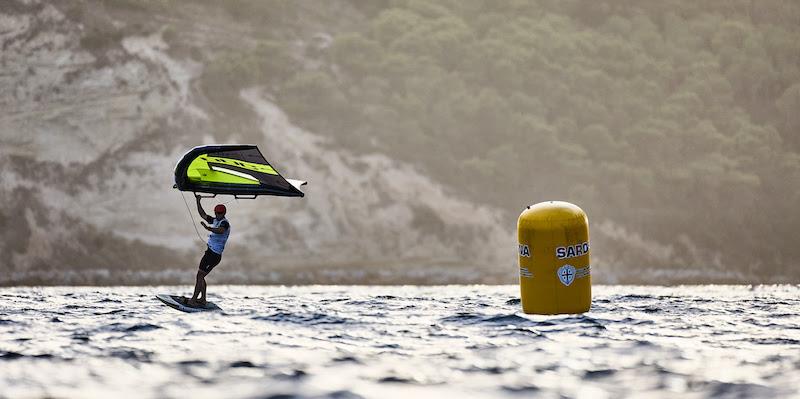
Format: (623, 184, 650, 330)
(156, 294, 222, 313)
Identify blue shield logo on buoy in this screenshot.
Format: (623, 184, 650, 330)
(557, 264, 576, 286)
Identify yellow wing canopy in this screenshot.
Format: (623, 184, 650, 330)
(174, 145, 305, 197)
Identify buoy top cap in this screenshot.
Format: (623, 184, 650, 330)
(519, 201, 586, 223)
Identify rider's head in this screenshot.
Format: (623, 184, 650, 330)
(214, 204, 226, 218)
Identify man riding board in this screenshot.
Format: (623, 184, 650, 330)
(185, 194, 230, 307)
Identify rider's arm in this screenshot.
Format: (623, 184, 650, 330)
(196, 195, 212, 223)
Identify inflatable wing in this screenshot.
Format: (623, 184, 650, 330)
(174, 145, 306, 197)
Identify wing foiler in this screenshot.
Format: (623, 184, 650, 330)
(174, 144, 306, 198)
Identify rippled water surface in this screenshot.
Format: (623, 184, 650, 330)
(1, 285, 799, 398)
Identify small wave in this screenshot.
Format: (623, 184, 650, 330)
(460, 364, 510, 375)
(502, 384, 540, 393)
(229, 360, 257, 368)
(708, 382, 775, 397)
(321, 297, 351, 304)
(324, 390, 364, 399)
(616, 317, 656, 325)
(378, 376, 414, 384)
(769, 313, 798, 319)
(443, 312, 610, 331)
(327, 333, 370, 343)
(497, 326, 545, 338)
(629, 339, 658, 347)
(72, 333, 91, 342)
(617, 294, 656, 300)
(438, 312, 483, 324)
(0, 351, 24, 360)
(99, 323, 163, 333)
(252, 312, 354, 325)
(344, 300, 383, 306)
(255, 393, 302, 399)
(178, 360, 207, 366)
(485, 314, 535, 324)
(124, 323, 163, 332)
(94, 309, 125, 315)
(584, 369, 616, 379)
(556, 315, 608, 330)
(440, 312, 555, 328)
(331, 355, 361, 364)
(743, 317, 800, 331)
(271, 369, 307, 380)
(0, 351, 55, 360)
(744, 337, 800, 345)
(109, 348, 153, 362)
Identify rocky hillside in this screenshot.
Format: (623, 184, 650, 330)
(1, 1, 796, 285)
(0, 1, 515, 285)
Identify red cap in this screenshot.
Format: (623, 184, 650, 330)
(214, 204, 226, 214)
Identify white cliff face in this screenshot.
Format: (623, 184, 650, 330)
(0, 2, 213, 283)
(0, 5, 179, 165)
(121, 32, 206, 120)
(239, 88, 515, 267)
(0, 2, 203, 255)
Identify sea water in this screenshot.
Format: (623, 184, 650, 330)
(1, 285, 799, 398)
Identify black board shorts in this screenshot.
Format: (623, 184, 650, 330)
(199, 247, 222, 273)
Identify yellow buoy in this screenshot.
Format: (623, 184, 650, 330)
(518, 201, 591, 314)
